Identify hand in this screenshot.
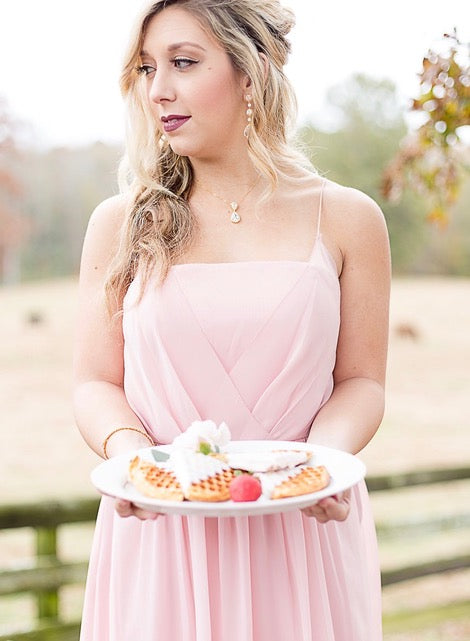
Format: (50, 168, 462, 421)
(301, 488, 351, 523)
(115, 499, 161, 521)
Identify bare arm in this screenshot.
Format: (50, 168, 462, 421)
(307, 186, 391, 452)
(73, 196, 152, 460)
(303, 186, 390, 521)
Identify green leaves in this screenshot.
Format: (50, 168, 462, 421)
(151, 441, 221, 460)
(382, 30, 469, 226)
(198, 442, 212, 455)
(151, 449, 170, 463)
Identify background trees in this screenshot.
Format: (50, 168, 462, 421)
(0, 98, 30, 283)
(0, 58, 469, 282)
(18, 143, 121, 280)
(298, 71, 470, 274)
(382, 31, 469, 225)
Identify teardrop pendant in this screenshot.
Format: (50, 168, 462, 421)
(230, 211, 241, 223)
(229, 202, 241, 224)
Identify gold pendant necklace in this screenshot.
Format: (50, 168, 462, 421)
(196, 177, 259, 224)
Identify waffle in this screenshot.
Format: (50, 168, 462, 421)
(186, 468, 236, 502)
(271, 465, 330, 499)
(128, 454, 329, 504)
(224, 449, 313, 473)
(128, 456, 184, 501)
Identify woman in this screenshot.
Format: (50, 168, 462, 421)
(74, 1, 390, 639)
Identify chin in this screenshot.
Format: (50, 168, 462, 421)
(170, 139, 230, 163)
(166, 138, 198, 158)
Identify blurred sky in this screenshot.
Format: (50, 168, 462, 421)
(0, 0, 468, 148)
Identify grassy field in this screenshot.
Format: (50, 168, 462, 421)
(1, 276, 469, 639)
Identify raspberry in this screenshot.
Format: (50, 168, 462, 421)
(229, 474, 262, 502)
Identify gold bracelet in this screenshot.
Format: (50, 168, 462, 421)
(102, 427, 155, 459)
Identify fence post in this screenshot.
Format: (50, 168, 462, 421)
(36, 526, 59, 621)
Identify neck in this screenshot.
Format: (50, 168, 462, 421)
(190, 152, 262, 195)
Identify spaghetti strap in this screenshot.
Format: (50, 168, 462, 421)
(316, 178, 326, 239)
(307, 178, 327, 261)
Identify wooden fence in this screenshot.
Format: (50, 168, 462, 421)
(1, 467, 469, 640)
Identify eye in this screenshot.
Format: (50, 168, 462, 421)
(136, 64, 156, 76)
(172, 57, 198, 70)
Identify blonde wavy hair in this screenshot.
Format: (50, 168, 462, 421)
(106, 0, 315, 309)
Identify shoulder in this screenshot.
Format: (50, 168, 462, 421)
(86, 193, 130, 237)
(323, 179, 386, 230)
(321, 179, 389, 268)
(79, 194, 131, 279)
(83, 194, 131, 254)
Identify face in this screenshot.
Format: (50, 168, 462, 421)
(139, 7, 249, 160)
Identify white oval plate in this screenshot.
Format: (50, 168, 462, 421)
(91, 441, 366, 518)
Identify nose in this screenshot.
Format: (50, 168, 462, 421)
(148, 69, 176, 105)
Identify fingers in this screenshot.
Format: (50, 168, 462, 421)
(310, 497, 349, 523)
(115, 499, 160, 521)
(301, 489, 351, 523)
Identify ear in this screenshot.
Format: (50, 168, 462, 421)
(240, 53, 269, 94)
(241, 74, 252, 93)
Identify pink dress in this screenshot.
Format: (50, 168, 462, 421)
(80, 190, 382, 640)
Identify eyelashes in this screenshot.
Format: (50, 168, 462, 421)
(136, 64, 156, 76)
(173, 57, 198, 70)
(136, 58, 198, 76)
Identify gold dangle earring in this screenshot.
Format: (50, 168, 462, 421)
(244, 94, 253, 138)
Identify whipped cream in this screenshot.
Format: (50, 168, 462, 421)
(226, 450, 311, 473)
(172, 420, 231, 452)
(255, 467, 306, 499)
(167, 449, 229, 497)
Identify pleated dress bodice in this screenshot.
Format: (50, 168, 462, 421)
(122, 236, 340, 444)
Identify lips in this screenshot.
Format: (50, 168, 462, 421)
(161, 115, 191, 133)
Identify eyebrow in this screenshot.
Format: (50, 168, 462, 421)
(141, 41, 207, 57)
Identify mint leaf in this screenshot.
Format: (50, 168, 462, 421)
(151, 449, 170, 462)
(199, 442, 212, 455)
